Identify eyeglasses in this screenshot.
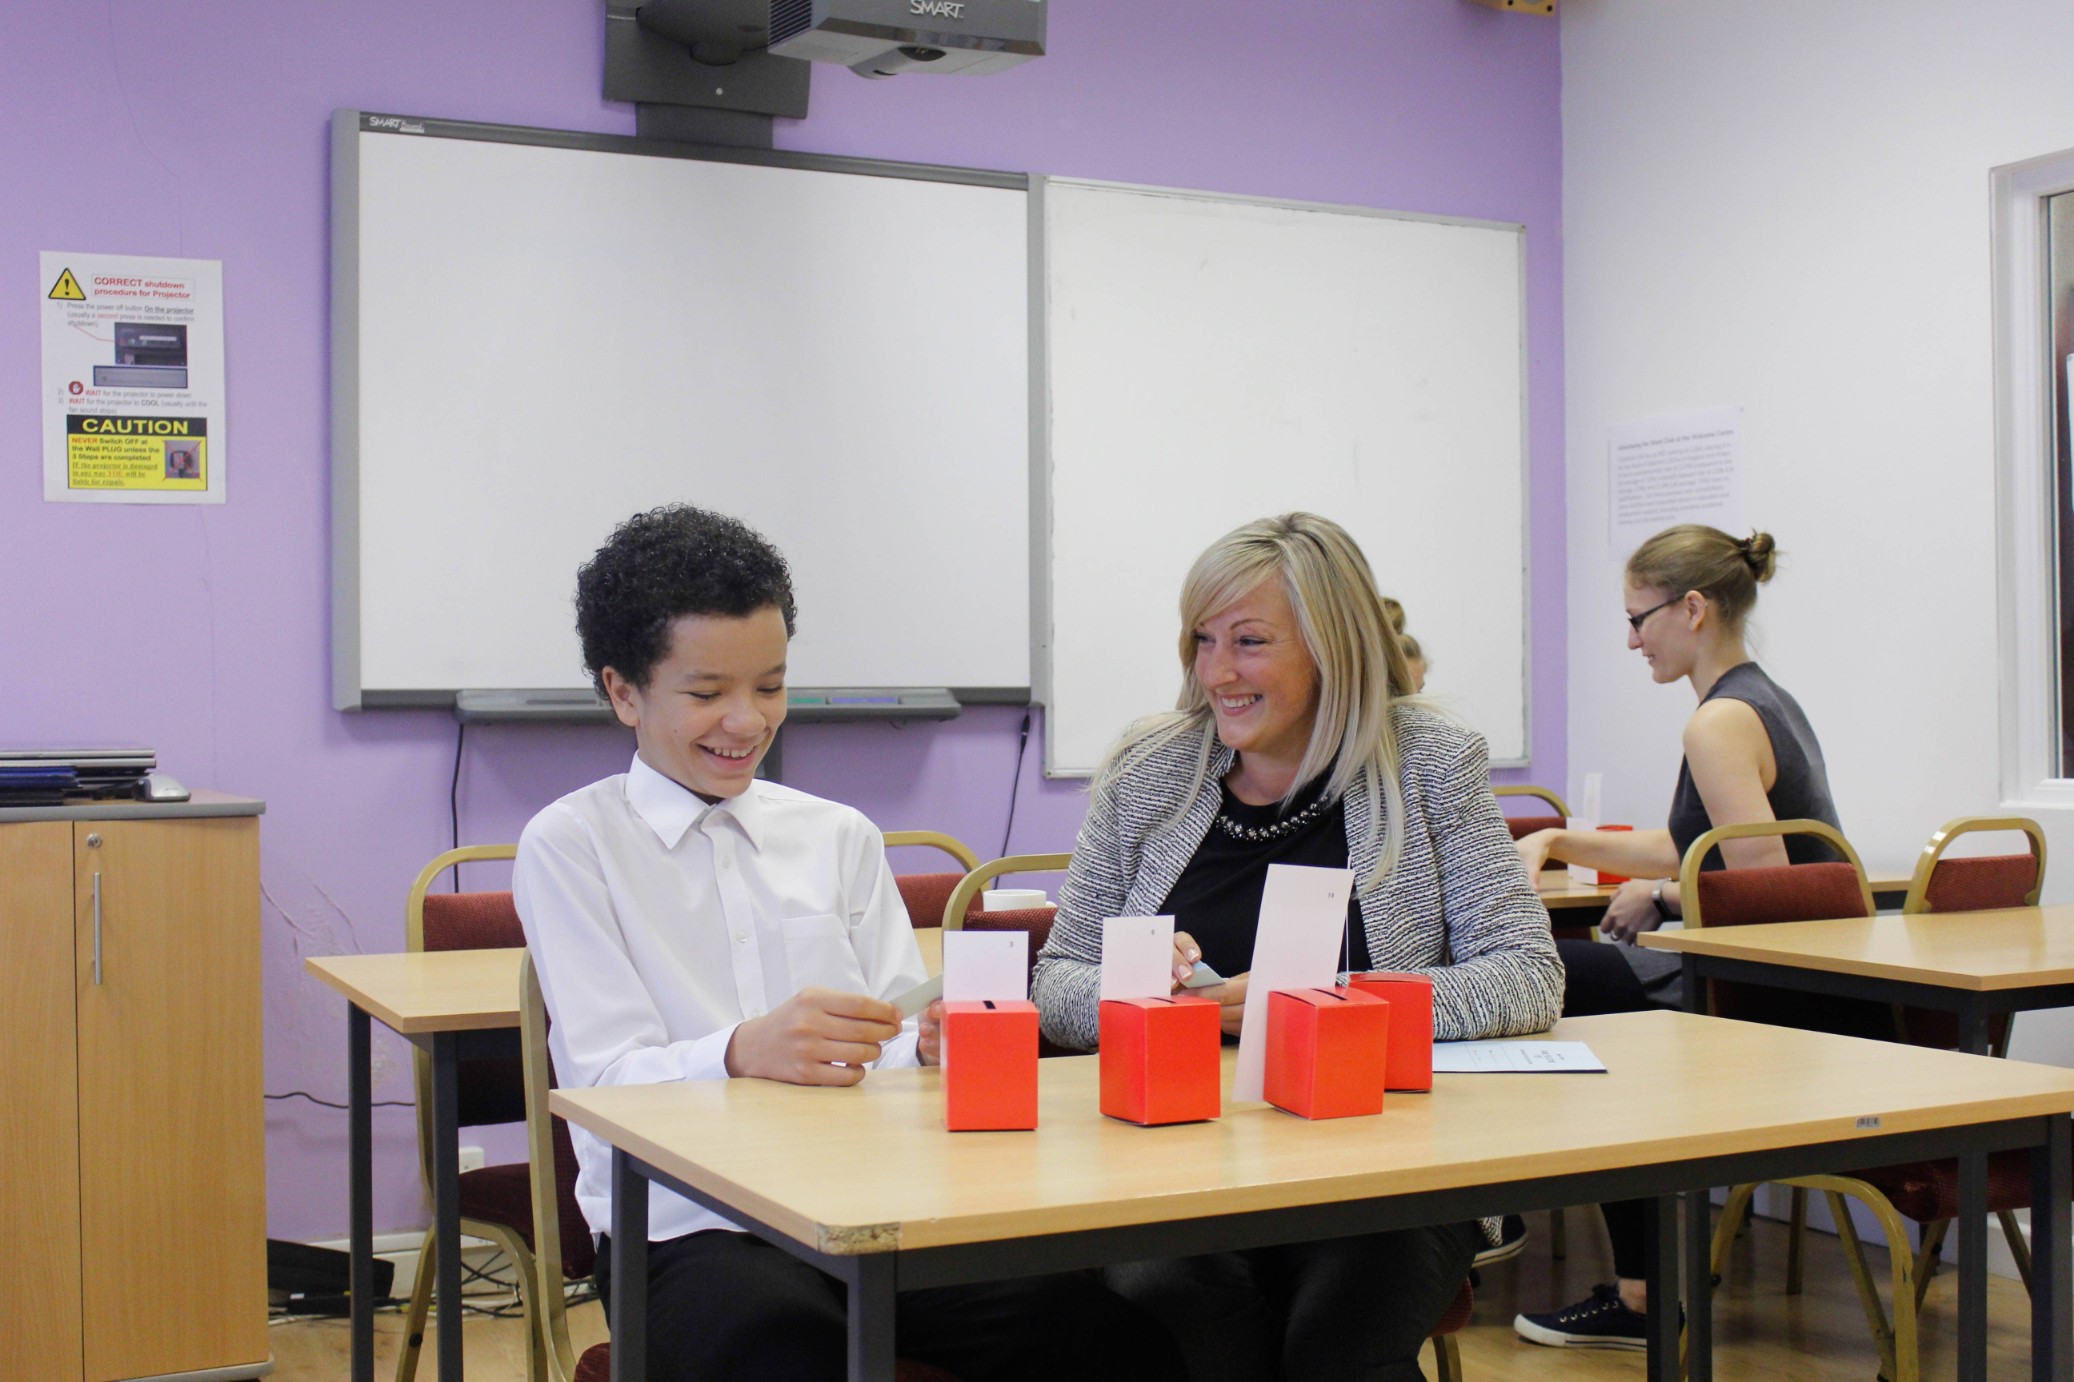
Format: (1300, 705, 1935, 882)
(1626, 595, 1682, 633)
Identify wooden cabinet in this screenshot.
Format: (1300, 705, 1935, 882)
(0, 804, 266, 1382)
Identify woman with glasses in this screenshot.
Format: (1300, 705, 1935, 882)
(1509, 523, 1847, 1351)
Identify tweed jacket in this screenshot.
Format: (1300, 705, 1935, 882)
(1031, 705, 1564, 1052)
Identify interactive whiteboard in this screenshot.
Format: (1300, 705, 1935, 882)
(1036, 177, 1528, 775)
(333, 112, 1031, 708)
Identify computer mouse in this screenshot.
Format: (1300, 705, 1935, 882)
(141, 772, 191, 802)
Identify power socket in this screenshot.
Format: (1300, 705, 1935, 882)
(459, 1145, 485, 1174)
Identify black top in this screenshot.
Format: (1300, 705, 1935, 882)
(1156, 773, 1372, 980)
(1667, 662, 1842, 870)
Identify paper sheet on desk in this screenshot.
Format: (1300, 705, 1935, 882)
(1433, 1041, 1607, 1073)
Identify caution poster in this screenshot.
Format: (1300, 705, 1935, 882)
(40, 251, 227, 504)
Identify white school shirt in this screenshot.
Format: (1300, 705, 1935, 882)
(513, 754, 926, 1240)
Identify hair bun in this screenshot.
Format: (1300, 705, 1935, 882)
(1740, 530, 1778, 582)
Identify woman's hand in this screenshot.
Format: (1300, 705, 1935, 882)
(917, 998, 944, 1066)
(1171, 930, 1204, 991)
(1206, 972, 1250, 1036)
(1600, 879, 1664, 945)
(1514, 827, 1562, 877)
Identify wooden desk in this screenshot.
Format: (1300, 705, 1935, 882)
(555, 1010, 2074, 1382)
(1538, 869, 1914, 918)
(305, 937, 948, 1382)
(1643, 905, 2074, 1382)
(308, 949, 525, 1382)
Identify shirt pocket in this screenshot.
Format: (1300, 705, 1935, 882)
(779, 913, 870, 995)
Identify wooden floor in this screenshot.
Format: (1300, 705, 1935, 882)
(268, 1210, 2037, 1379)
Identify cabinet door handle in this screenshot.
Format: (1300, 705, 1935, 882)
(92, 871, 103, 985)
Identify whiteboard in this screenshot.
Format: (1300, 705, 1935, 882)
(332, 113, 1031, 707)
(1036, 178, 1528, 775)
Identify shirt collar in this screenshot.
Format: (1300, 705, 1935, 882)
(623, 754, 769, 853)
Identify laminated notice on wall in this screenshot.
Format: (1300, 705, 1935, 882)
(1606, 405, 1742, 559)
(40, 251, 227, 504)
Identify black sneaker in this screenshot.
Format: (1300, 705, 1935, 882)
(1513, 1284, 1648, 1350)
(1472, 1214, 1528, 1269)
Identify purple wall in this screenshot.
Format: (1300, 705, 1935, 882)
(0, 1, 1563, 1241)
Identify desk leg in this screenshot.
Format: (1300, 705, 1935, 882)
(1644, 1195, 1683, 1382)
(1684, 1190, 1712, 1382)
(1681, 957, 1705, 1015)
(430, 1031, 463, 1382)
(1958, 994, 1989, 1057)
(349, 1005, 373, 1382)
(610, 1149, 650, 1382)
(2033, 1116, 2072, 1381)
(1960, 1143, 1989, 1382)
(846, 1253, 896, 1382)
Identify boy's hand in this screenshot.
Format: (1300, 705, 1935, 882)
(917, 998, 945, 1066)
(724, 986, 903, 1086)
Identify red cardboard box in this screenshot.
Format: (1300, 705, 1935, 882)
(942, 1000, 1039, 1131)
(1345, 971, 1435, 1092)
(1596, 824, 1634, 885)
(1099, 995, 1222, 1126)
(1263, 986, 1390, 1120)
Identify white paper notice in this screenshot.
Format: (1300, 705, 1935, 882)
(1233, 863, 1355, 1101)
(1101, 915, 1176, 1001)
(1568, 773, 1605, 887)
(941, 930, 1028, 1003)
(1607, 405, 1743, 559)
(40, 251, 228, 505)
(1433, 1041, 1607, 1074)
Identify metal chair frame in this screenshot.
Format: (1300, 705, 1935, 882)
(883, 830, 983, 873)
(396, 845, 545, 1382)
(941, 853, 1072, 930)
(1899, 814, 2047, 917)
(1492, 783, 1571, 818)
(1680, 819, 1918, 1382)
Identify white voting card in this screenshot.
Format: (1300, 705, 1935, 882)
(892, 973, 943, 1019)
(1101, 915, 1177, 1000)
(1233, 863, 1355, 1101)
(1432, 1041, 1607, 1074)
(941, 930, 1028, 1003)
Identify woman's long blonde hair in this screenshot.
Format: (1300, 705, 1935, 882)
(1094, 513, 1418, 890)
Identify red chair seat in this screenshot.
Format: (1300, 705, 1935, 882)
(1921, 854, 2040, 914)
(1503, 814, 1563, 841)
(456, 1123, 596, 1280)
(897, 872, 974, 930)
(1851, 1147, 2036, 1223)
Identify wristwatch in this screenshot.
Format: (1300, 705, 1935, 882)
(1650, 879, 1672, 920)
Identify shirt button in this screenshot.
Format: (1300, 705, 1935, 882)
(735, 931, 747, 945)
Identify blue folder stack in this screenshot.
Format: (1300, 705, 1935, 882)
(0, 749, 155, 805)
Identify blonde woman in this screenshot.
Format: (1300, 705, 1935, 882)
(1032, 512, 1561, 1382)
(1511, 525, 1864, 1351)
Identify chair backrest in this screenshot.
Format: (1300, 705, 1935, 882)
(941, 852, 1072, 931)
(406, 845, 526, 1174)
(1896, 815, 2046, 1053)
(1900, 815, 2047, 915)
(885, 831, 985, 931)
(1678, 820, 1894, 1040)
(520, 950, 599, 1382)
(883, 829, 982, 872)
(1492, 784, 1570, 842)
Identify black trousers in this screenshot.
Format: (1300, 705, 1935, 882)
(594, 1229, 1188, 1382)
(1102, 1221, 1484, 1382)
